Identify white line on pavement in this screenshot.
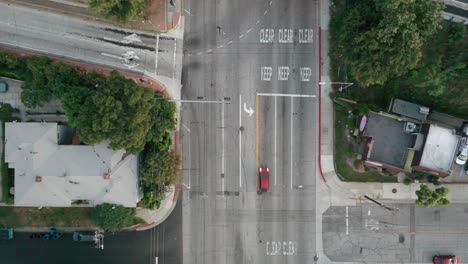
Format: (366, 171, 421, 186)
(247, 28, 252, 33)
(222, 178, 225, 196)
(182, 123, 191, 133)
(346, 206, 349, 235)
(256, 93, 316, 98)
(182, 183, 191, 189)
(155, 35, 160, 75)
(239, 34, 244, 39)
(256, 20, 260, 25)
(239, 94, 243, 188)
(274, 96, 277, 185)
(290, 97, 293, 189)
(222, 100, 225, 195)
(172, 41, 177, 79)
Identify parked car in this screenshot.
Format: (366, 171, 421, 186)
(455, 143, 468, 165)
(433, 255, 458, 264)
(258, 167, 270, 193)
(73, 231, 96, 242)
(0, 80, 8, 93)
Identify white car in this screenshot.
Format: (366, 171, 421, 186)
(455, 144, 468, 165)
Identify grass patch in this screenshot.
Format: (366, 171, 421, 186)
(0, 207, 96, 228)
(334, 105, 396, 182)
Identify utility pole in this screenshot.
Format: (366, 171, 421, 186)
(364, 195, 398, 211)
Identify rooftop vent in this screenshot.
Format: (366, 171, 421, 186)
(404, 122, 417, 133)
(35, 176, 42, 183)
(419, 106, 430, 115)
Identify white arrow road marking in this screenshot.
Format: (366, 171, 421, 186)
(244, 103, 254, 117)
(122, 33, 142, 44)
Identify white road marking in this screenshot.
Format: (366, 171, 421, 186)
(298, 29, 313, 43)
(264, 10, 268, 15)
(122, 33, 142, 44)
(290, 97, 293, 189)
(239, 94, 242, 188)
(246, 28, 252, 33)
(227, 41, 233, 45)
(206, 49, 212, 52)
(256, 93, 316, 98)
(365, 219, 380, 231)
(278, 29, 293, 43)
(243, 103, 254, 117)
(239, 34, 244, 39)
(183, 9, 193, 16)
(222, 178, 225, 196)
(221, 101, 225, 196)
(217, 45, 224, 48)
(172, 41, 177, 79)
(300, 67, 312, 82)
(346, 206, 349, 235)
(256, 20, 261, 25)
(368, 208, 371, 216)
(197, 52, 203, 55)
(182, 183, 191, 189)
(261, 66, 273, 81)
(278, 66, 290, 80)
(260, 29, 274, 43)
(182, 123, 191, 133)
(274, 96, 277, 185)
(270, 0, 273, 5)
(266, 241, 298, 256)
(155, 35, 160, 74)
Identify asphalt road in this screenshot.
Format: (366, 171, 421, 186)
(323, 203, 468, 263)
(0, 1, 181, 78)
(0, 201, 182, 264)
(181, 0, 319, 263)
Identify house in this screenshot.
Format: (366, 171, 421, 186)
(362, 99, 464, 177)
(5, 122, 140, 207)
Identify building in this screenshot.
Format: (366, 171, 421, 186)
(362, 99, 464, 177)
(5, 122, 140, 207)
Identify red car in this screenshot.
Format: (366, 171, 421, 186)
(433, 255, 458, 264)
(258, 167, 270, 193)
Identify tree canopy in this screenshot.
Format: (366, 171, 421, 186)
(62, 71, 175, 153)
(415, 184, 450, 208)
(90, 203, 135, 232)
(87, 0, 148, 22)
(331, 0, 443, 86)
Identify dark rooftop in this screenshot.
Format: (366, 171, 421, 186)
(363, 112, 413, 168)
(390, 98, 429, 121)
(428, 111, 466, 129)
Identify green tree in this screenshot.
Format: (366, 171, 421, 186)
(142, 150, 180, 189)
(415, 184, 450, 208)
(21, 57, 53, 108)
(87, 0, 148, 22)
(45, 63, 81, 98)
(0, 103, 19, 122)
(332, 0, 443, 85)
(62, 71, 169, 153)
(90, 203, 135, 232)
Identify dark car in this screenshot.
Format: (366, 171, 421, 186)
(433, 255, 458, 264)
(73, 231, 96, 242)
(258, 167, 270, 193)
(0, 80, 8, 93)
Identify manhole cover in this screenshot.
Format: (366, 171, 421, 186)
(392, 188, 397, 193)
(399, 234, 405, 243)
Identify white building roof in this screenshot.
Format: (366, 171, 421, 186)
(419, 124, 459, 172)
(5, 122, 139, 207)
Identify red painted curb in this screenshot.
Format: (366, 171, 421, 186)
(318, 28, 327, 183)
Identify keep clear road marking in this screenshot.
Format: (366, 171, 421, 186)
(261, 66, 273, 81)
(300, 67, 312, 82)
(260, 29, 274, 43)
(298, 29, 313, 43)
(266, 241, 298, 256)
(278, 66, 290, 81)
(278, 29, 293, 43)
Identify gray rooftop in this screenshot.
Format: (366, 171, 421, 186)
(363, 112, 413, 168)
(428, 111, 466, 129)
(390, 98, 429, 121)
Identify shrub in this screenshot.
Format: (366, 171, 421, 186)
(142, 191, 166, 210)
(403, 178, 412, 185)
